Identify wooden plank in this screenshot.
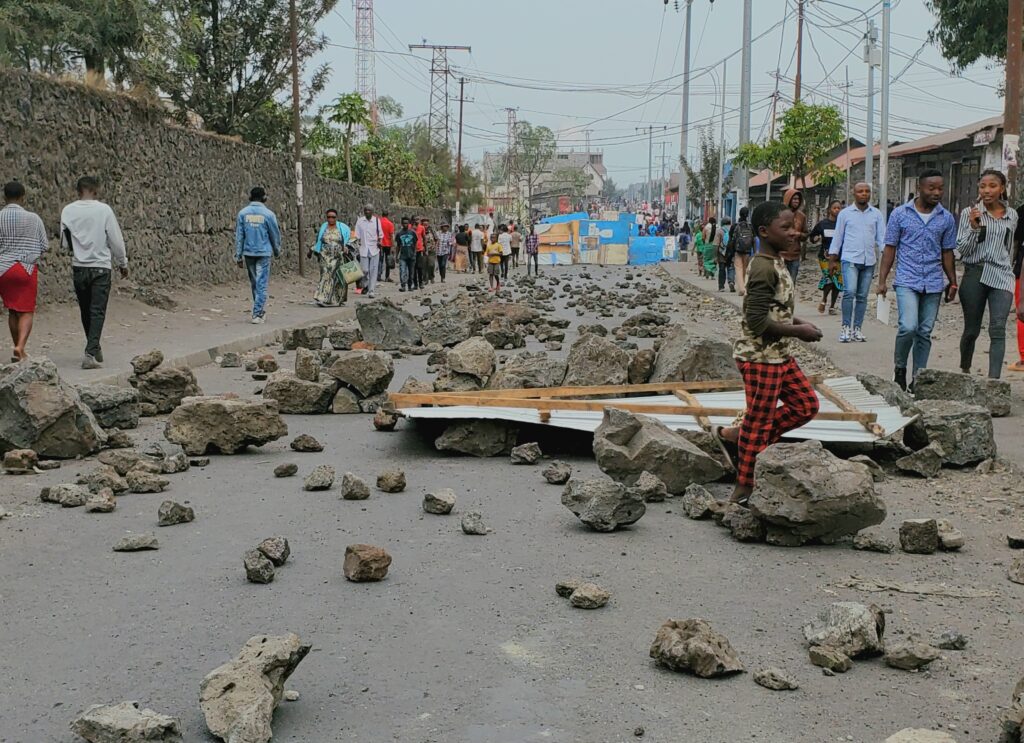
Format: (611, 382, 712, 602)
(397, 377, 823, 400)
(816, 382, 885, 436)
(673, 390, 711, 430)
(388, 392, 878, 423)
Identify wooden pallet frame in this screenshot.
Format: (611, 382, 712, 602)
(388, 377, 879, 427)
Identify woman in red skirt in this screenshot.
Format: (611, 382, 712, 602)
(0, 181, 48, 362)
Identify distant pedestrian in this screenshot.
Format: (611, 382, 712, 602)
(62, 175, 129, 366)
(470, 223, 485, 273)
(354, 203, 383, 299)
(678, 221, 692, 262)
(1011, 206, 1024, 372)
(422, 217, 438, 283)
(714, 200, 821, 505)
(876, 169, 958, 391)
(486, 231, 503, 291)
(701, 218, 718, 279)
(436, 223, 453, 282)
(454, 223, 471, 272)
(956, 169, 1017, 378)
(378, 209, 395, 283)
(809, 199, 843, 317)
(525, 223, 540, 276)
(0, 181, 47, 362)
(716, 217, 735, 292)
(509, 223, 522, 268)
(781, 189, 807, 282)
(396, 217, 418, 292)
(498, 223, 512, 280)
(829, 183, 884, 342)
(728, 207, 756, 295)
(311, 208, 351, 307)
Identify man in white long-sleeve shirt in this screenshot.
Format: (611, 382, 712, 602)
(354, 203, 382, 298)
(60, 176, 128, 369)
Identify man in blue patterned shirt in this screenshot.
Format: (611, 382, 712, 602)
(876, 169, 958, 391)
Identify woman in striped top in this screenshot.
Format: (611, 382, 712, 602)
(956, 169, 1018, 378)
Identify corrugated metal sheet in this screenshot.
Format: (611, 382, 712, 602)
(396, 376, 914, 443)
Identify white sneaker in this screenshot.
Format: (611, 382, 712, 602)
(839, 326, 851, 343)
(81, 354, 102, 370)
(852, 327, 867, 342)
(368, 291, 376, 298)
(251, 315, 265, 325)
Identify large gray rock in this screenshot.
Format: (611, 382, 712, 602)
(164, 396, 288, 455)
(261, 373, 337, 414)
(130, 366, 202, 415)
(70, 701, 182, 743)
(593, 408, 726, 493)
(356, 299, 422, 349)
(481, 318, 525, 349)
(904, 399, 995, 466)
(200, 633, 311, 743)
(421, 305, 473, 347)
(912, 368, 1010, 417)
(649, 618, 745, 678)
(446, 337, 496, 383)
(803, 602, 885, 658)
(325, 350, 394, 398)
(433, 369, 483, 392)
(561, 477, 646, 531)
(562, 334, 630, 387)
(487, 351, 567, 390)
(435, 420, 518, 457)
(748, 440, 886, 546)
(0, 358, 105, 458)
(76, 384, 140, 430)
(327, 321, 362, 350)
(650, 327, 740, 383)
(281, 325, 327, 351)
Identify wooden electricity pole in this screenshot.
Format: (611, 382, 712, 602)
(794, 0, 804, 102)
(289, 0, 305, 276)
(1006, 0, 1023, 195)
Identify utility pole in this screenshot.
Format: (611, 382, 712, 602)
(717, 60, 727, 221)
(502, 107, 517, 219)
(1006, 0, 1023, 194)
(879, 1, 891, 217)
(794, 0, 805, 102)
(408, 44, 471, 148)
(679, 0, 693, 220)
(658, 141, 668, 205)
(845, 66, 852, 200)
(864, 19, 879, 200)
(637, 126, 666, 207)
(455, 77, 467, 226)
(738, 0, 752, 210)
(288, 0, 304, 276)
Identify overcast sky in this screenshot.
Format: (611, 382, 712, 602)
(320, 0, 1004, 189)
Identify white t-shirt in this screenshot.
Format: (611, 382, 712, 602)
(915, 207, 935, 225)
(471, 229, 484, 252)
(498, 233, 512, 256)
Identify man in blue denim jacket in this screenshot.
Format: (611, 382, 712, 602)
(235, 186, 281, 324)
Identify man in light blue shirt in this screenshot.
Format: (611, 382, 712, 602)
(235, 186, 281, 324)
(829, 182, 885, 343)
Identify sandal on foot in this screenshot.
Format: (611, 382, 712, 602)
(1009, 362, 1024, 372)
(817, 302, 826, 314)
(711, 425, 739, 471)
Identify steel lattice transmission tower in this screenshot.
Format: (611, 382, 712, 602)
(409, 43, 471, 149)
(353, 0, 377, 127)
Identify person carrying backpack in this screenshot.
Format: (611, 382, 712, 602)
(729, 206, 756, 296)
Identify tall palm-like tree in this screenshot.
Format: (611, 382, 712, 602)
(328, 91, 370, 183)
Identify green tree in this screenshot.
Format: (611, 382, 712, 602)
(143, 0, 335, 145)
(548, 166, 591, 201)
(601, 177, 620, 200)
(926, 0, 1006, 70)
(733, 101, 845, 191)
(683, 125, 732, 211)
(0, 0, 151, 78)
(328, 92, 371, 183)
(507, 122, 556, 209)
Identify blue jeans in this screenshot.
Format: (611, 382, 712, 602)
(841, 261, 875, 329)
(399, 257, 416, 288)
(244, 255, 271, 318)
(785, 259, 800, 285)
(894, 286, 942, 376)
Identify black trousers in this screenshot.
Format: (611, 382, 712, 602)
(500, 254, 509, 279)
(72, 266, 112, 358)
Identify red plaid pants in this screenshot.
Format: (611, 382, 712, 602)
(735, 358, 819, 488)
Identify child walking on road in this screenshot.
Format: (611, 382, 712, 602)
(486, 232, 504, 292)
(714, 201, 822, 504)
